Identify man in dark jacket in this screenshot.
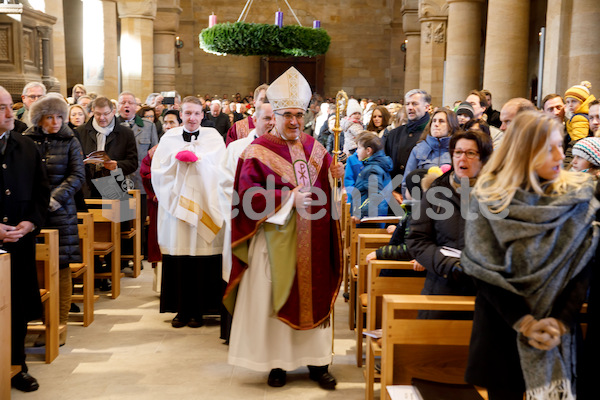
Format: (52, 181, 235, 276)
(383, 89, 431, 202)
(206, 100, 231, 140)
(75, 96, 138, 198)
(0, 86, 50, 392)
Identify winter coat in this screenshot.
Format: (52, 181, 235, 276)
(405, 171, 476, 318)
(342, 118, 363, 154)
(566, 94, 597, 141)
(383, 114, 430, 191)
(75, 117, 138, 198)
(24, 125, 85, 266)
(1, 130, 50, 322)
(354, 150, 393, 218)
(402, 135, 452, 194)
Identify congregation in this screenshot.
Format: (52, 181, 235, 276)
(2, 65, 600, 400)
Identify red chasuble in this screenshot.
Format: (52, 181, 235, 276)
(225, 131, 342, 330)
(225, 117, 255, 147)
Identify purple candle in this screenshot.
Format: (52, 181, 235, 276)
(313, 20, 321, 29)
(275, 11, 283, 27)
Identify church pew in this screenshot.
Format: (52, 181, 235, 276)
(85, 198, 122, 299)
(1, 253, 11, 399)
(364, 260, 425, 400)
(70, 212, 98, 326)
(120, 189, 142, 278)
(27, 229, 61, 364)
(347, 223, 390, 330)
(380, 294, 477, 400)
(353, 234, 393, 367)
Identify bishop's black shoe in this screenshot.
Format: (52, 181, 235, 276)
(308, 365, 337, 390)
(267, 368, 287, 387)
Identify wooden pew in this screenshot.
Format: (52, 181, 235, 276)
(120, 189, 142, 278)
(347, 222, 390, 330)
(380, 295, 477, 400)
(1, 253, 11, 399)
(70, 212, 98, 326)
(354, 234, 393, 366)
(27, 229, 61, 364)
(85, 198, 122, 299)
(364, 260, 426, 400)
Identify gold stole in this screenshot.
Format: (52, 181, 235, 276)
(286, 140, 312, 327)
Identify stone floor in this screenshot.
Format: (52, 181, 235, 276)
(12, 261, 370, 399)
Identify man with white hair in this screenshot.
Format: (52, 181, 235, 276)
(225, 67, 345, 390)
(16, 81, 47, 128)
(206, 99, 230, 140)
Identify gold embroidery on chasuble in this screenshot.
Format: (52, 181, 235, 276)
(240, 144, 295, 184)
(287, 139, 314, 328)
(237, 118, 250, 140)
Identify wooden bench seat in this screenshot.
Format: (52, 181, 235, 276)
(27, 229, 60, 364)
(70, 212, 98, 326)
(364, 260, 425, 400)
(380, 294, 477, 400)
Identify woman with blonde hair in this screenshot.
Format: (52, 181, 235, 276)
(461, 111, 598, 400)
(67, 104, 88, 130)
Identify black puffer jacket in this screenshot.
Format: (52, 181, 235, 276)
(24, 125, 85, 267)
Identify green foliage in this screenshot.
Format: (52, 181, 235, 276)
(199, 22, 330, 57)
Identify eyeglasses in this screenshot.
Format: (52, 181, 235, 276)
(25, 95, 43, 100)
(274, 111, 305, 121)
(93, 111, 113, 118)
(452, 150, 479, 159)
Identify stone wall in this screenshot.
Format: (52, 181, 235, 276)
(176, 0, 405, 101)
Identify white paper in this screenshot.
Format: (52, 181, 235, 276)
(440, 246, 461, 258)
(387, 385, 423, 400)
(360, 215, 402, 223)
(363, 328, 382, 339)
(266, 193, 294, 226)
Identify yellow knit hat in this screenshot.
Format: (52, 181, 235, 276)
(565, 81, 592, 103)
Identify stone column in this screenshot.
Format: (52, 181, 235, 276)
(153, 1, 182, 93)
(45, 0, 68, 96)
(402, 0, 421, 93)
(443, 0, 484, 105)
(483, 0, 530, 107)
(566, 0, 600, 94)
(117, 0, 157, 98)
(37, 26, 52, 84)
(83, 0, 119, 99)
(418, 0, 448, 106)
(390, 1, 407, 99)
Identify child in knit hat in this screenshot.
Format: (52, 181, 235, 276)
(342, 99, 364, 155)
(570, 137, 600, 177)
(565, 81, 596, 141)
(455, 102, 475, 126)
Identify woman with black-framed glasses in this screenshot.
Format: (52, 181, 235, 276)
(405, 129, 493, 319)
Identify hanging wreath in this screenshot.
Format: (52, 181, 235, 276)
(199, 22, 331, 57)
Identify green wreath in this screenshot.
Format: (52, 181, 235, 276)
(199, 22, 330, 57)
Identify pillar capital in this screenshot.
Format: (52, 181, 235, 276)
(419, 0, 448, 21)
(117, 0, 157, 20)
(154, 1, 182, 33)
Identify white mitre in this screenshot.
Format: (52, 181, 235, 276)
(266, 67, 312, 111)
